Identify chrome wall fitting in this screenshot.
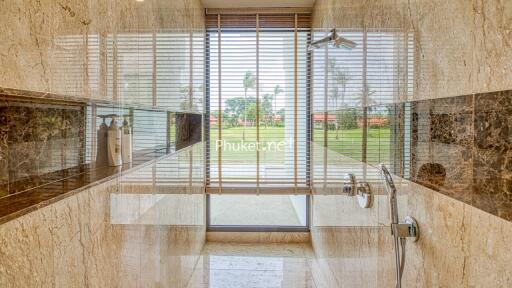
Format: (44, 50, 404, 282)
(356, 182, 373, 208)
(379, 164, 421, 288)
(403, 216, 419, 242)
(343, 173, 356, 196)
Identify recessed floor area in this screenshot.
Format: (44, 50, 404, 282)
(209, 195, 308, 227)
(186, 242, 315, 288)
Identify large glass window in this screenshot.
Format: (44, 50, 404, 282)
(207, 27, 309, 191)
(205, 14, 311, 230)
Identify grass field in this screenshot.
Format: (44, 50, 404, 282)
(208, 126, 390, 163)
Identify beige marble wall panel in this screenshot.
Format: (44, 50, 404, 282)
(363, 0, 410, 29)
(473, 0, 512, 94)
(0, 206, 55, 287)
(0, 0, 54, 94)
(409, 0, 474, 100)
(312, 0, 365, 28)
(0, 148, 206, 288)
(401, 182, 467, 287)
(310, 1, 512, 286)
(310, 226, 386, 288)
(310, 150, 512, 287)
(312, 0, 410, 30)
(0, 0, 204, 104)
(312, 194, 381, 227)
(312, 0, 512, 101)
(51, 196, 86, 287)
(463, 206, 512, 287)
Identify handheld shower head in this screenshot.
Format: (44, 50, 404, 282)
(379, 163, 399, 224)
(379, 163, 397, 196)
(379, 164, 419, 288)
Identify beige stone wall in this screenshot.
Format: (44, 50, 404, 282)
(310, 1, 512, 285)
(310, 149, 512, 287)
(0, 0, 205, 108)
(312, 0, 512, 101)
(0, 144, 206, 287)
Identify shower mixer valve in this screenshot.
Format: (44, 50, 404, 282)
(343, 173, 373, 208)
(391, 216, 419, 241)
(343, 173, 357, 196)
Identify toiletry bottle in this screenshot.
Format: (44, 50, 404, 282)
(107, 115, 122, 166)
(96, 115, 109, 166)
(122, 115, 133, 164)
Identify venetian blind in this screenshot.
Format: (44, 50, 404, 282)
(206, 13, 311, 193)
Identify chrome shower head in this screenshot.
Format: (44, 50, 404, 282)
(379, 163, 397, 196)
(308, 29, 357, 51)
(379, 163, 399, 224)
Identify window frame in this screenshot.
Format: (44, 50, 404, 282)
(204, 25, 312, 232)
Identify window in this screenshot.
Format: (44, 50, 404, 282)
(205, 13, 311, 231)
(206, 14, 311, 193)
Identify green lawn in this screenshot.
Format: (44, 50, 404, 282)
(313, 127, 391, 163)
(208, 126, 390, 164)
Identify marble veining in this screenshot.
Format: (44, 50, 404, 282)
(0, 96, 85, 197)
(409, 91, 512, 221)
(473, 90, 512, 220)
(0, 144, 175, 225)
(0, 89, 204, 224)
(312, 90, 512, 222)
(0, 144, 206, 288)
(0, 0, 205, 109)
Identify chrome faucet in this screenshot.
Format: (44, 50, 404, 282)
(379, 164, 419, 288)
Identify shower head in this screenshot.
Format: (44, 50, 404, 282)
(379, 164, 397, 196)
(308, 29, 357, 51)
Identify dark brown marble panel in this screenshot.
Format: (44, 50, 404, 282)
(0, 145, 176, 225)
(0, 92, 203, 223)
(328, 90, 512, 222)
(0, 97, 86, 197)
(473, 90, 512, 220)
(410, 95, 474, 203)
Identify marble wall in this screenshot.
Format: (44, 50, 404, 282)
(0, 98, 182, 197)
(312, 0, 512, 101)
(0, 0, 205, 220)
(0, 0, 204, 112)
(0, 2, 206, 286)
(0, 144, 206, 288)
(0, 97, 85, 197)
(311, 0, 512, 286)
(310, 151, 512, 287)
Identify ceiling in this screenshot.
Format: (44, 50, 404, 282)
(201, 0, 315, 8)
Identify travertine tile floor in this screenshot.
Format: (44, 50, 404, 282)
(186, 242, 316, 288)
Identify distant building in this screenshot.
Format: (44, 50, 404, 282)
(312, 114, 336, 128)
(210, 115, 218, 126)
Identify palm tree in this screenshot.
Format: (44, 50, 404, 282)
(328, 58, 351, 139)
(242, 71, 255, 140)
(356, 83, 377, 111)
(328, 58, 350, 111)
(272, 85, 283, 126)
